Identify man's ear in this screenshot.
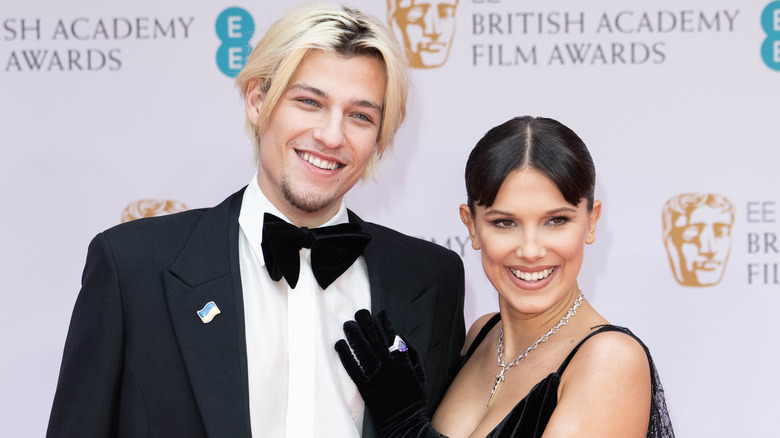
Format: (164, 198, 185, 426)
(459, 204, 481, 250)
(245, 79, 264, 126)
(585, 200, 602, 245)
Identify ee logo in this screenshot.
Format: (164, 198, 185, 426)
(762, 1, 780, 71)
(216, 7, 254, 77)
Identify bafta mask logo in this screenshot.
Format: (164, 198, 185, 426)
(121, 199, 188, 223)
(387, 0, 459, 69)
(662, 193, 735, 287)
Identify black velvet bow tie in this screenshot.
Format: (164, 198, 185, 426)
(260, 213, 371, 290)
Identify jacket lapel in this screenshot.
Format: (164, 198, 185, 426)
(350, 211, 440, 438)
(348, 211, 435, 355)
(165, 189, 251, 437)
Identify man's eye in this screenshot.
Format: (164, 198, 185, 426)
(352, 113, 374, 124)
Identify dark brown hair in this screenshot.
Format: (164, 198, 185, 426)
(465, 116, 596, 212)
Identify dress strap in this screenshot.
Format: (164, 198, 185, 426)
(464, 313, 502, 359)
(555, 324, 636, 375)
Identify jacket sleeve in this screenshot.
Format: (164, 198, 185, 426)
(47, 233, 125, 437)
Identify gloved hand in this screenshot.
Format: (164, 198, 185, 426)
(336, 309, 445, 438)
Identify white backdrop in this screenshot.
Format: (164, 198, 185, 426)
(2, 0, 779, 436)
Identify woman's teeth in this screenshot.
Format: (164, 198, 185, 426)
(510, 267, 554, 282)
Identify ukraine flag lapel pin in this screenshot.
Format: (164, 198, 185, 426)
(197, 301, 221, 323)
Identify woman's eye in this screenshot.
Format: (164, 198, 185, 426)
(492, 219, 514, 228)
(297, 98, 319, 107)
(549, 216, 569, 226)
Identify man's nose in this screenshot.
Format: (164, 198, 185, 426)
(313, 112, 346, 149)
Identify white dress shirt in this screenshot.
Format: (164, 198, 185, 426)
(238, 174, 371, 437)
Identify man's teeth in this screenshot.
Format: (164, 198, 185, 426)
(510, 267, 554, 282)
(299, 152, 340, 170)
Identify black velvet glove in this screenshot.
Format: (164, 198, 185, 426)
(336, 309, 446, 438)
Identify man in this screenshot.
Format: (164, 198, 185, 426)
(47, 4, 465, 437)
(662, 193, 735, 287)
(387, 0, 459, 69)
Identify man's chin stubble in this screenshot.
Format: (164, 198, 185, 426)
(281, 178, 332, 214)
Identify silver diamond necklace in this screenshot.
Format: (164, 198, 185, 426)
(487, 290, 585, 407)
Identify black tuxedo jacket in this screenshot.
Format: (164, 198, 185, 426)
(47, 189, 465, 437)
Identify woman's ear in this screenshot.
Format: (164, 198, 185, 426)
(585, 200, 602, 245)
(245, 79, 264, 126)
(459, 204, 481, 250)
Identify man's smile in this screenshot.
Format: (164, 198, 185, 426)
(297, 150, 344, 171)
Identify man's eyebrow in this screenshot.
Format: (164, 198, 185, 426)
(353, 98, 383, 114)
(289, 83, 327, 98)
(289, 83, 383, 113)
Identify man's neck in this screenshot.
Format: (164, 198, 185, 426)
(283, 206, 341, 229)
(254, 184, 344, 229)
(254, 174, 345, 228)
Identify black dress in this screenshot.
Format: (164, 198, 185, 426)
(460, 314, 675, 438)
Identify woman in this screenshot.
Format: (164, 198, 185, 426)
(337, 116, 675, 437)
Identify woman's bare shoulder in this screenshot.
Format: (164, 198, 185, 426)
(565, 329, 650, 384)
(547, 329, 652, 437)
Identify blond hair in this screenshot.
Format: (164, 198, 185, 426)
(235, 3, 409, 177)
